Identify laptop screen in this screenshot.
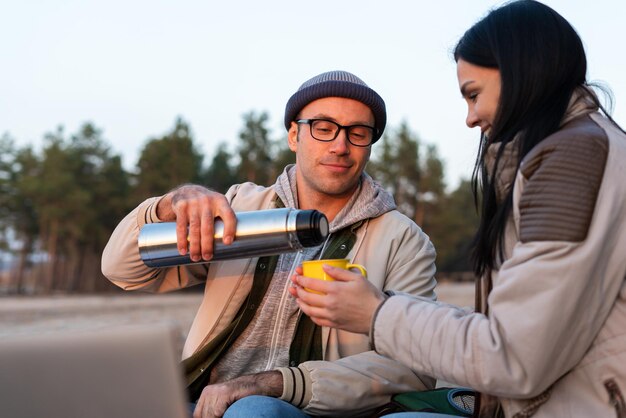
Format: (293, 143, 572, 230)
(0, 324, 189, 418)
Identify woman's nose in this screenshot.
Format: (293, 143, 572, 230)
(466, 109, 480, 128)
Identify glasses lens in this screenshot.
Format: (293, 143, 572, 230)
(310, 120, 338, 141)
(348, 126, 373, 146)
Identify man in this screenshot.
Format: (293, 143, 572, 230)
(102, 70, 438, 417)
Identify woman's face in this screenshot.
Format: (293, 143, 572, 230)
(457, 59, 501, 136)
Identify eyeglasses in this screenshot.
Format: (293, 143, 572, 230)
(296, 119, 376, 147)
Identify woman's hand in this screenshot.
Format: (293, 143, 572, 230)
(289, 265, 386, 334)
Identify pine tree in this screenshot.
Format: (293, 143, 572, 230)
(134, 117, 204, 200)
(235, 111, 274, 185)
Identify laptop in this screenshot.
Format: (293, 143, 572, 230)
(0, 324, 189, 418)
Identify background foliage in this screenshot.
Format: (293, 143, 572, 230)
(0, 114, 477, 294)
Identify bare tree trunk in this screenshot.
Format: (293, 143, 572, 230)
(84, 250, 97, 293)
(70, 246, 82, 293)
(64, 243, 79, 292)
(413, 200, 425, 227)
(52, 255, 66, 293)
(11, 237, 32, 294)
(43, 220, 59, 294)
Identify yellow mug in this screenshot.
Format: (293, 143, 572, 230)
(301, 259, 367, 294)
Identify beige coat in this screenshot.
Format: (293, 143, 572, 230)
(372, 110, 626, 417)
(102, 181, 438, 416)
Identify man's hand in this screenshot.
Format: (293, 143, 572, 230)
(289, 265, 386, 334)
(193, 371, 283, 418)
(156, 184, 236, 262)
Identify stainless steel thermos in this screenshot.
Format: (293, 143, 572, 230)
(138, 208, 329, 267)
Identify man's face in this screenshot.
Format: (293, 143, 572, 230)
(288, 97, 373, 202)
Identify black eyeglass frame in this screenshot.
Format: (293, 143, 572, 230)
(296, 119, 377, 147)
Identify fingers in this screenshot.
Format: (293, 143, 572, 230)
(292, 285, 342, 328)
(296, 301, 337, 328)
(290, 270, 378, 334)
(168, 185, 235, 262)
(297, 274, 333, 295)
(292, 276, 329, 303)
(175, 207, 190, 256)
(290, 267, 358, 294)
(287, 284, 298, 298)
(196, 386, 223, 418)
(187, 202, 203, 262)
(295, 296, 333, 322)
(200, 206, 215, 261)
(192, 396, 204, 418)
(290, 276, 338, 317)
(322, 265, 363, 282)
(215, 199, 237, 245)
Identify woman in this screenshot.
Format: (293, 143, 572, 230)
(290, 1, 626, 417)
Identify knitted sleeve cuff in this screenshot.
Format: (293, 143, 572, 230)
(136, 196, 164, 229)
(276, 366, 313, 409)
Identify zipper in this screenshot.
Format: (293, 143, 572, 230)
(605, 378, 626, 418)
(264, 250, 304, 371)
(511, 386, 552, 418)
(263, 232, 333, 370)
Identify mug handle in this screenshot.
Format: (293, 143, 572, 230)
(346, 263, 367, 278)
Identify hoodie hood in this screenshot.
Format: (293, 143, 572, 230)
(274, 164, 396, 233)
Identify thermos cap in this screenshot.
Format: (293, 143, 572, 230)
(295, 210, 329, 246)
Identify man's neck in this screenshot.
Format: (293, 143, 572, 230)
(289, 167, 361, 223)
(298, 193, 353, 223)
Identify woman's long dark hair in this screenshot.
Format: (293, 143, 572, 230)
(454, 0, 589, 277)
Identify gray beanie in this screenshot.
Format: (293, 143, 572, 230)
(284, 70, 386, 142)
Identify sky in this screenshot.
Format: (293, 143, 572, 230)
(2, 0, 625, 190)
